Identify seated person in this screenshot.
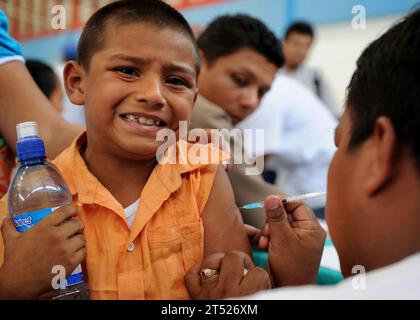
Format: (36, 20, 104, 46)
(238, 73, 337, 217)
(0, 0, 250, 299)
(190, 15, 284, 228)
(280, 21, 340, 118)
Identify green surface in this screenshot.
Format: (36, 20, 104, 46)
(252, 249, 344, 286)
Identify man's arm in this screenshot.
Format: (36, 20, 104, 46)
(201, 166, 252, 258)
(0, 61, 83, 158)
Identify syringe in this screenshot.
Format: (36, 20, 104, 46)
(239, 191, 327, 210)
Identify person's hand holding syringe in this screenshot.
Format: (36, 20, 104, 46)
(239, 191, 327, 287)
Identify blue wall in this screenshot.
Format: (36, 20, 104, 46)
(20, 0, 419, 63)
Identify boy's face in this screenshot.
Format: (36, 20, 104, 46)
(66, 23, 198, 160)
(198, 48, 277, 125)
(282, 32, 312, 69)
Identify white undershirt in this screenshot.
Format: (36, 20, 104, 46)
(123, 199, 140, 229)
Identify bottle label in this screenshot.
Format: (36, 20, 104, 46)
(12, 207, 85, 288)
(12, 207, 53, 232)
(65, 264, 85, 287)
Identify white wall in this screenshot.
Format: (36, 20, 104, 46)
(306, 15, 404, 115)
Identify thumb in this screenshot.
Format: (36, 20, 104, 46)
(184, 263, 203, 299)
(1, 217, 19, 243)
(264, 196, 294, 239)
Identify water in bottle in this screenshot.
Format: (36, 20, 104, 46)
(7, 121, 89, 300)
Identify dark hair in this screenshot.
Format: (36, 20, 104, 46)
(77, 0, 199, 71)
(346, 9, 420, 170)
(197, 14, 284, 68)
(25, 59, 58, 98)
(284, 21, 314, 39)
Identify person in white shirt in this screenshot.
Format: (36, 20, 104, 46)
(280, 21, 341, 118)
(184, 9, 420, 300)
(237, 73, 337, 213)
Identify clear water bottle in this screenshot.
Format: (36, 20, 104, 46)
(7, 122, 89, 300)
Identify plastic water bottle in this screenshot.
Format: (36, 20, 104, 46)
(7, 122, 89, 300)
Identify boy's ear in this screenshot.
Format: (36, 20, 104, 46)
(193, 89, 198, 105)
(63, 61, 85, 106)
(364, 116, 397, 195)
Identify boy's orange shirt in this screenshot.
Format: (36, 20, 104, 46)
(0, 133, 229, 299)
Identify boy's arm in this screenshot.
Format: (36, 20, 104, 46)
(201, 166, 252, 258)
(0, 61, 83, 159)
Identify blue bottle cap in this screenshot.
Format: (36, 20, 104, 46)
(16, 137, 46, 162)
(15, 122, 46, 162)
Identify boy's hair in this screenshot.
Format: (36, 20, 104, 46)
(346, 9, 420, 171)
(25, 59, 58, 99)
(284, 21, 314, 39)
(77, 0, 199, 72)
(197, 14, 284, 68)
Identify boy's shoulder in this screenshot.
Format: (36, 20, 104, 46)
(49, 133, 87, 194)
(51, 132, 85, 167)
(158, 140, 230, 174)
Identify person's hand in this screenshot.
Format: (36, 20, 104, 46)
(0, 205, 86, 299)
(262, 195, 326, 287)
(185, 251, 270, 300)
(244, 224, 270, 249)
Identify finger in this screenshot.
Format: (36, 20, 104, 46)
(66, 234, 86, 254)
(264, 196, 295, 241)
(244, 224, 259, 237)
(283, 200, 304, 213)
(42, 205, 79, 226)
(200, 253, 224, 291)
(258, 235, 269, 250)
(240, 267, 271, 293)
(68, 248, 87, 275)
(291, 220, 319, 230)
(185, 263, 203, 299)
(244, 224, 262, 246)
(1, 216, 19, 243)
(218, 251, 253, 287)
(289, 203, 318, 222)
(262, 223, 270, 237)
(57, 219, 84, 239)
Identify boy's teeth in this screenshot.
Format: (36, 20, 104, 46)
(124, 114, 162, 126)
